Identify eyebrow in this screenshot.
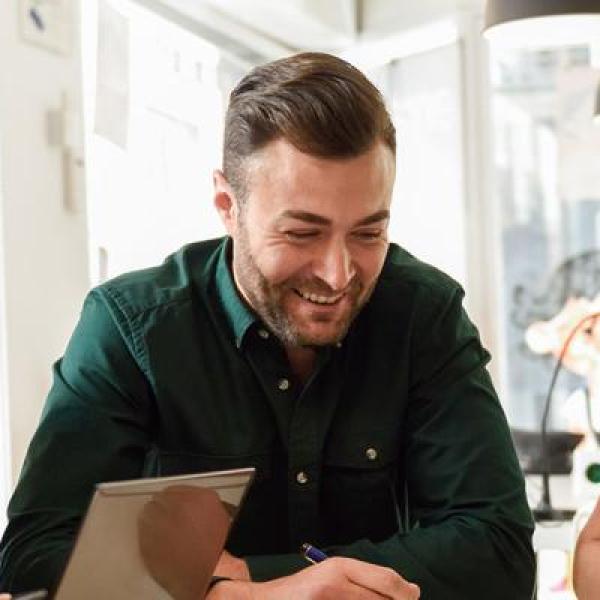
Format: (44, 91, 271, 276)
(279, 209, 390, 227)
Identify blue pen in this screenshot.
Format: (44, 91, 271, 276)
(301, 542, 328, 564)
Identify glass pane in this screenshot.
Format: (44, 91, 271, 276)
(385, 44, 468, 288)
(490, 44, 600, 430)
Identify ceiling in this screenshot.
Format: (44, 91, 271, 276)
(137, 0, 486, 62)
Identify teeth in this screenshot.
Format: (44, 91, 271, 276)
(298, 290, 343, 305)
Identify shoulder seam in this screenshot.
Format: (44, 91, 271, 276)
(96, 286, 151, 378)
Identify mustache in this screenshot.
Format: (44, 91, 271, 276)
(288, 276, 361, 296)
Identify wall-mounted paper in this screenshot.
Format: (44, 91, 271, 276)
(20, 0, 73, 55)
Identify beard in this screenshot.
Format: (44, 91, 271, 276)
(231, 224, 374, 347)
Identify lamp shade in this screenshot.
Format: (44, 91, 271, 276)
(484, 0, 600, 46)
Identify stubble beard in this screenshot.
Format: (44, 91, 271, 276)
(232, 224, 373, 348)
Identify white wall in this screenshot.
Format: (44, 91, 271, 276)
(0, 1, 90, 494)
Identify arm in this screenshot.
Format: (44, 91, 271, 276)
(207, 559, 420, 600)
(244, 287, 535, 599)
(0, 290, 419, 600)
(136, 487, 420, 600)
(337, 288, 535, 598)
(0, 291, 154, 594)
(574, 498, 600, 599)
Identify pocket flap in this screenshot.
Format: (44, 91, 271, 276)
(323, 432, 398, 469)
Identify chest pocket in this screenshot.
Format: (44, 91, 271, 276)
(320, 433, 401, 545)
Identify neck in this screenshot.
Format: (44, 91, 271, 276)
(285, 345, 317, 385)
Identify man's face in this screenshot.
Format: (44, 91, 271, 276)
(215, 139, 395, 348)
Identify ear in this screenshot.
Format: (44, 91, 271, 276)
(213, 170, 239, 236)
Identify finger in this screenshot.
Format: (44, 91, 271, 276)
(340, 559, 420, 599)
(345, 580, 397, 599)
(343, 581, 419, 600)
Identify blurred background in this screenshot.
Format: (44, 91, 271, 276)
(1, 1, 600, 597)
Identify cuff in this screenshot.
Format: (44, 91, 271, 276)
(245, 552, 308, 582)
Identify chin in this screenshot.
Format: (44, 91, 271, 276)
(295, 325, 348, 347)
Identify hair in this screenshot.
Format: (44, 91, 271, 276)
(222, 52, 396, 202)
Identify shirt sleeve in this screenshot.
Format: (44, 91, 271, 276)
(332, 286, 535, 599)
(248, 286, 536, 599)
(0, 290, 154, 594)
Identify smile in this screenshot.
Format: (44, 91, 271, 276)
(294, 289, 345, 305)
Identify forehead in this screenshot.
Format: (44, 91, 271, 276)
(245, 139, 395, 215)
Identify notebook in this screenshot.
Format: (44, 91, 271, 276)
(55, 468, 255, 599)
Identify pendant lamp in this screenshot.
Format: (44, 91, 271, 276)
(484, 0, 600, 46)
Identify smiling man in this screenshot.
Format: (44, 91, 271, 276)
(0, 53, 534, 599)
(215, 139, 395, 380)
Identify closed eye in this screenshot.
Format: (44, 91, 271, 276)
(352, 230, 385, 241)
(284, 230, 320, 240)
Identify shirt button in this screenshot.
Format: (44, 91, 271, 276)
(365, 447, 378, 461)
(258, 328, 270, 339)
(278, 378, 290, 391)
(296, 471, 309, 485)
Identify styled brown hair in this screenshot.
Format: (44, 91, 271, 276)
(223, 52, 396, 201)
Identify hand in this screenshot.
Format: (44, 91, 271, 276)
(213, 549, 251, 580)
(207, 556, 420, 599)
(0, 594, 11, 599)
(137, 485, 231, 600)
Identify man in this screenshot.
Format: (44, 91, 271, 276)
(0, 52, 534, 598)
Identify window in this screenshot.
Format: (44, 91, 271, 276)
(385, 43, 467, 288)
(82, 0, 251, 283)
(490, 44, 600, 429)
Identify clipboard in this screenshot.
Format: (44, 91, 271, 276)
(55, 468, 255, 599)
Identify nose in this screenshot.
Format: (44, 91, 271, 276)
(314, 238, 356, 292)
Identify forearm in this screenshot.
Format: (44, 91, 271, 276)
(324, 517, 534, 600)
(0, 515, 72, 594)
(237, 515, 533, 598)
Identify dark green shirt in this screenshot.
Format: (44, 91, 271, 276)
(0, 238, 534, 598)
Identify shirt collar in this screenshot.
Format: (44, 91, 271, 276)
(215, 237, 258, 348)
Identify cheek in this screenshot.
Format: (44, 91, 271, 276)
(254, 246, 309, 285)
(355, 247, 388, 285)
